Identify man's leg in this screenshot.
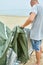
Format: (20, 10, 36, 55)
(35, 51, 41, 65)
(35, 45, 42, 65)
(35, 46, 42, 65)
(40, 46, 43, 53)
(31, 40, 42, 65)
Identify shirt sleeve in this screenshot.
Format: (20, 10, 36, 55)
(30, 5, 38, 15)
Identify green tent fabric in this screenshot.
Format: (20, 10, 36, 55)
(0, 22, 29, 64)
(0, 22, 11, 65)
(11, 26, 29, 63)
(0, 22, 32, 65)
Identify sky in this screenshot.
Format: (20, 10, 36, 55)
(0, 0, 42, 16)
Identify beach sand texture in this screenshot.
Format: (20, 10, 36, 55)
(0, 16, 31, 30)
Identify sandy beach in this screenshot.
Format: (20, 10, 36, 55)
(20, 52, 43, 65)
(0, 16, 32, 30)
(0, 15, 43, 65)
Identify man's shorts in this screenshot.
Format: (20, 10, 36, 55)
(30, 39, 42, 52)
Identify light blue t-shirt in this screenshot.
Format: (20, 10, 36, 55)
(30, 4, 43, 40)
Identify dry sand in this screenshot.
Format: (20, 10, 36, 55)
(0, 16, 43, 65)
(0, 15, 31, 30)
(20, 52, 43, 65)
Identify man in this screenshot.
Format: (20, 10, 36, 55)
(21, 0, 43, 65)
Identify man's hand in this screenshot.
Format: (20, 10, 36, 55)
(20, 25, 24, 28)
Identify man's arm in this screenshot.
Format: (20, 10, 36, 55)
(21, 12, 36, 28)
